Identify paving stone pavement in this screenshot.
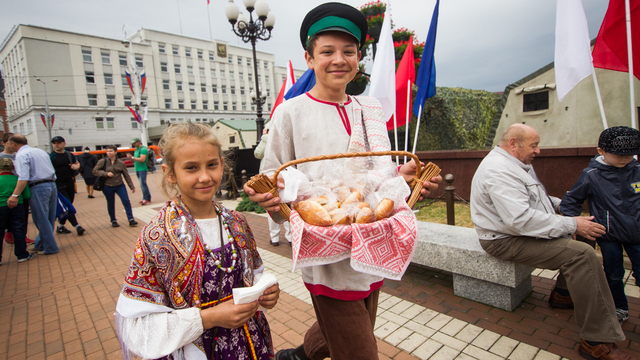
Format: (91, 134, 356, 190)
(0, 172, 639, 359)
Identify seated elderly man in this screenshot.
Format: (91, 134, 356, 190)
(470, 124, 633, 360)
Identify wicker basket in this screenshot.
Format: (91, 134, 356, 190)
(245, 151, 441, 220)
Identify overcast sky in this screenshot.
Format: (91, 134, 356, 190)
(1, 0, 608, 92)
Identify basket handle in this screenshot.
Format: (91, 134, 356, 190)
(271, 151, 421, 185)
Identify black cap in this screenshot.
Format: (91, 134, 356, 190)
(300, 2, 368, 50)
(84, 147, 90, 151)
(598, 126, 640, 155)
(51, 136, 65, 143)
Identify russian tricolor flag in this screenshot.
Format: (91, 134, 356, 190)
(140, 70, 146, 95)
(270, 60, 295, 118)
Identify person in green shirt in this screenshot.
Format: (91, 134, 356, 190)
(127, 137, 151, 205)
(0, 158, 35, 264)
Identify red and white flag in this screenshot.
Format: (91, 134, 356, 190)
(369, 9, 396, 123)
(390, 36, 416, 130)
(270, 60, 296, 118)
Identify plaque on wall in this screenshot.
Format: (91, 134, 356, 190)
(217, 44, 227, 58)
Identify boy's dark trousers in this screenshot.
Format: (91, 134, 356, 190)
(0, 204, 29, 261)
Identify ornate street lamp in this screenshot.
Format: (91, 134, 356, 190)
(35, 78, 58, 152)
(225, 0, 275, 143)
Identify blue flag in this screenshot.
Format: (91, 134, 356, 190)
(284, 68, 315, 100)
(413, 0, 440, 117)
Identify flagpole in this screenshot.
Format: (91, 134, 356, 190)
(625, 0, 637, 129)
(404, 79, 411, 163)
(177, 0, 183, 35)
(393, 111, 399, 164)
(591, 63, 609, 130)
(412, 105, 422, 154)
(207, 3, 213, 41)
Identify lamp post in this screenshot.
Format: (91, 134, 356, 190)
(122, 32, 149, 147)
(225, 0, 275, 144)
(36, 78, 57, 152)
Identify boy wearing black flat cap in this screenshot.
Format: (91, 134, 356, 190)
(561, 126, 640, 327)
(244, 2, 441, 360)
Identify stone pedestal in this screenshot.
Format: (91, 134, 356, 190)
(412, 221, 533, 311)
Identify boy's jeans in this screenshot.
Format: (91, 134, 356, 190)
(597, 239, 640, 311)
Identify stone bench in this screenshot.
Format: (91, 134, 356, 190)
(411, 221, 533, 311)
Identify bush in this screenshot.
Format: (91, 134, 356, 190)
(235, 194, 266, 214)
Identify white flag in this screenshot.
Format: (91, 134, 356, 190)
(555, 0, 593, 102)
(368, 9, 396, 122)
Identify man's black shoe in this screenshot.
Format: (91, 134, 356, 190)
(112, 222, 120, 228)
(56, 226, 71, 234)
(76, 226, 86, 236)
(129, 220, 139, 227)
(275, 345, 310, 360)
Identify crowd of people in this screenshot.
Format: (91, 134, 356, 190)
(1, 2, 638, 360)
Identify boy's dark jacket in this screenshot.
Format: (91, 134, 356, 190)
(560, 156, 640, 244)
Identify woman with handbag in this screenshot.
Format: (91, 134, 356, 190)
(92, 145, 138, 227)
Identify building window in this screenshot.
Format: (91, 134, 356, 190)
(106, 117, 115, 129)
(229, 71, 234, 80)
(223, 102, 228, 110)
(211, 68, 217, 78)
(265, 75, 269, 84)
(220, 70, 225, 79)
(101, 50, 110, 64)
(119, 53, 127, 66)
(197, 49, 203, 59)
(85, 71, 95, 84)
(264, 61, 268, 69)
(232, 102, 237, 110)
(189, 82, 195, 92)
(231, 86, 236, 95)
(246, 58, 251, 66)
(209, 52, 214, 61)
(222, 85, 227, 94)
(201, 84, 207, 92)
(185, 47, 191, 57)
(523, 91, 549, 112)
(268, 103, 272, 111)
(135, 55, 143, 68)
(214, 101, 219, 110)
(237, 56, 242, 65)
(122, 74, 128, 86)
(266, 89, 270, 97)
(229, 135, 235, 144)
(165, 98, 172, 109)
(191, 100, 197, 109)
(242, 103, 246, 111)
(161, 62, 168, 72)
(240, 86, 245, 95)
(131, 117, 139, 129)
(178, 100, 184, 109)
(248, 73, 252, 82)
(104, 73, 113, 85)
(174, 64, 181, 73)
(19, 123, 24, 134)
(212, 84, 217, 93)
(124, 96, 132, 106)
(82, 48, 92, 62)
(107, 95, 116, 106)
(203, 101, 208, 110)
(239, 72, 243, 80)
(163, 80, 170, 90)
(187, 65, 194, 75)
(96, 117, 105, 129)
(228, 55, 233, 64)
(199, 67, 205, 77)
(172, 45, 179, 55)
(88, 94, 97, 106)
(158, 43, 166, 54)
(177, 81, 183, 91)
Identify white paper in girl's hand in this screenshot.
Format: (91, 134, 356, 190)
(232, 272, 278, 312)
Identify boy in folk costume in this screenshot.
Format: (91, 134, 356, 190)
(244, 3, 441, 359)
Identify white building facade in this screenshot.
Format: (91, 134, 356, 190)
(0, 25, 303, 151)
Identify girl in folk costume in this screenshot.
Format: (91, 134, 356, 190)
(115, 123, 280, 360)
